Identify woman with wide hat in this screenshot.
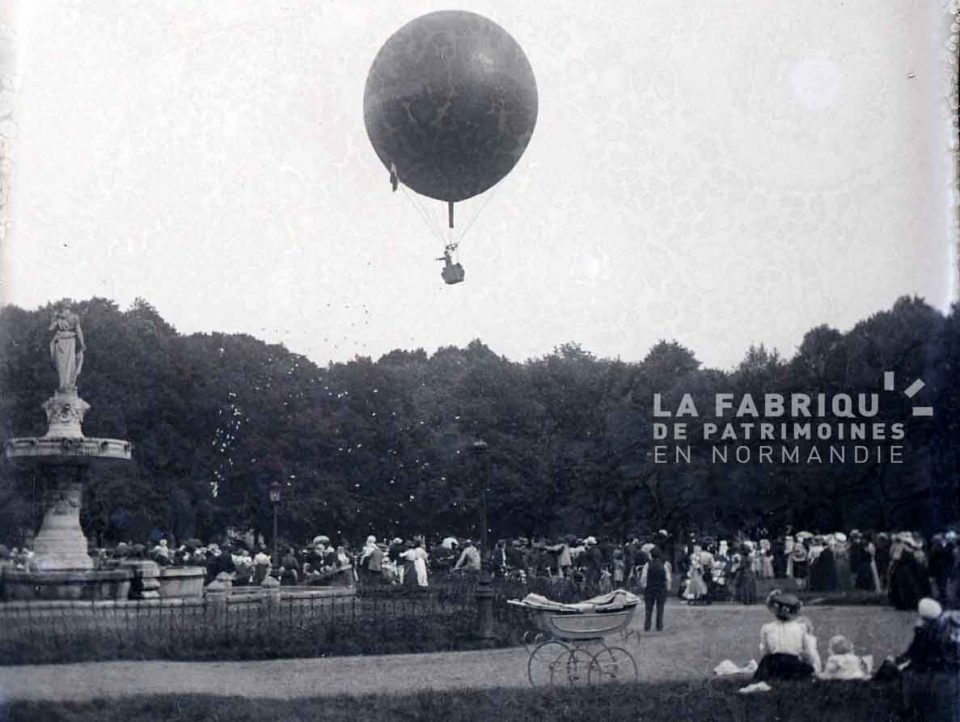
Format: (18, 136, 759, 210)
(889, 533, 931, 611)
(754, 590, 822, 681)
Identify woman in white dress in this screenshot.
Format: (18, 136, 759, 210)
(684, 547, 708, 604)
(401, 540, 429, 587)
(760, 539, 775, 579)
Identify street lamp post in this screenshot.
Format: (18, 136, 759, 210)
(268, 481, 283, 568)
(470, 440, 490, 563)
(469, 439, 494, 641)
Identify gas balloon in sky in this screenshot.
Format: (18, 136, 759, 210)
(363, 10, 538, 205)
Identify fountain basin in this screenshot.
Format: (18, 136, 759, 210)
(158, 566, 206, 598)
(1, 568, 133, 602)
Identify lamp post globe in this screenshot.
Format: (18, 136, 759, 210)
(269, 481, 283, 504)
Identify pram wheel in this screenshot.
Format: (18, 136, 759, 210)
(527, 640, 569, 687)
(589, 645, 639, 684)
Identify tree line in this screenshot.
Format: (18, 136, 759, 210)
(0, 296, 956, 547)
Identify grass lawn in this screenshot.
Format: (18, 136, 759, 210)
(0, 603, 914, 704)
(622, 602, 915, 680)
(1, 679, 912, 722)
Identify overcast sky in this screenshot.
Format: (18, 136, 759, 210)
(1, 0, 956, 369)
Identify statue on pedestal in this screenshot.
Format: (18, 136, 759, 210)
(43, 308, 90, 438)
(49, 307, 85, 393)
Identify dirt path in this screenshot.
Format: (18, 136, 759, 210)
(0, 605, 914, 702)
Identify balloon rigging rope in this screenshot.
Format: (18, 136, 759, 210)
(397, 177, 502, 263)
(399, 183, 448, 247)
(455, 183, 502, 251)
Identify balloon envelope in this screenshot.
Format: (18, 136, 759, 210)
(364, 11, 538, 203)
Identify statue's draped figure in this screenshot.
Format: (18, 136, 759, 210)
(49, 308, 85, 392)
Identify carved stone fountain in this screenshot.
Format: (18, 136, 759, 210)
(2, 308, 134, 600)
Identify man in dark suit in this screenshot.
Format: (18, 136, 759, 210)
(584, 536, 604, 588)
(641, 546, 671, 632)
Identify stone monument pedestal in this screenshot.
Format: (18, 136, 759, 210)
(41, 391, 90, 439)
(31, 473, 93, 572)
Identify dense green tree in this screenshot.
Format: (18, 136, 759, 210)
(0, 296, 956, 547)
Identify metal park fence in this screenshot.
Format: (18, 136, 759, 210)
(0, 573, 627, 665)
(0, 586, 501, 665)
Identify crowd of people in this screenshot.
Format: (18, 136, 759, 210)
(0, 526, 955, 615)
(3, 525, 960, 715)
(666, 529, 946, 613)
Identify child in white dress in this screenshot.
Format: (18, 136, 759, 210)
(819, 635, 870, 680)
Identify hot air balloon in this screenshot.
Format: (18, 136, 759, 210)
(363, 10, 538, 283)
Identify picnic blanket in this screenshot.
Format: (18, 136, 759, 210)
(510, 588, 640, 614)
(714, 659, 759, 676)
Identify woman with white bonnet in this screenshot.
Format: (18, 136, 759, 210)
(753, 590, 821, 681)
(895, 597, 960, 720)
(358, 535, 383, 585)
